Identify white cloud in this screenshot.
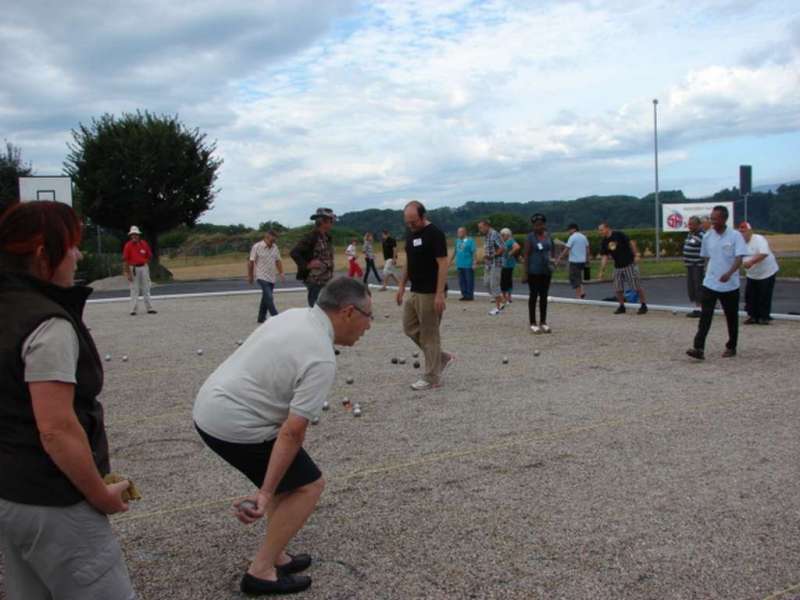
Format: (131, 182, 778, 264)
(2, 1, 799, 226)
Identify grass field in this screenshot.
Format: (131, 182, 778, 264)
(162, 249, 800, 281)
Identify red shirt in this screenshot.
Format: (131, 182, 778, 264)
(122, 239, 152, 266)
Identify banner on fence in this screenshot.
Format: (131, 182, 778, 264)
(662, 202, 733, 232)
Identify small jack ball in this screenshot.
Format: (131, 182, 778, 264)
(413, 361, 420, 368)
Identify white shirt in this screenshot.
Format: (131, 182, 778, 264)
(566, 232, 589, 263)
(249, 240, 281, 283)
(700, 227, 748, 293)
(744, 233, 779, 280)
(193, 306, 336, 443)
(345, 243, 357, 261)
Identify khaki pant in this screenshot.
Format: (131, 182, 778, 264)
(403, 292, 445, 384)
(0, 498, 137, 600)
(128, 264, 153, 313)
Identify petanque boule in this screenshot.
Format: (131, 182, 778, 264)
(322, 400, 330, 411)
(391, 357, 398, 364)
(502, 356, 509, 364)
(534, 350, 540, 357)
(353, 404, 362, 417)
(413, 361, 420, 369)
(346, 377, 354, 384)
(196, 349, 204, 355)
(311, 416, 320, 425)
(672, 310, 678, 316)
(121, 355, 128, 362)
(398, 358, 406, 365)
(412, 351, 419, 358)
(236, 339, 243, 346)
(237, 499, 257, 514)
(104, 354, 111, 362)
(335, 348, 340, 355)
(342, 397, 351, 410)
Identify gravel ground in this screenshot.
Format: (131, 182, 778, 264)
(1, 290, 799, 600)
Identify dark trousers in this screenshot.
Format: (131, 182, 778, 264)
(306, 283, 323, 307)
(744, 275, 775, 321)
(694, 286, 740, 351)
(256, 280, 278, 322)
(528, 274, 552, 325)
(457, 267, 475, 299)
(363, 258, 382, 284)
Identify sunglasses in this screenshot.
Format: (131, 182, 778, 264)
(352, 305, 374, 321)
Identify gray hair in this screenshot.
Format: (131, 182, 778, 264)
(688, 216, 701, 225)
(500, 227, 512, 238)
(317, 277, 371, 311)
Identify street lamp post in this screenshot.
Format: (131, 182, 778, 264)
(652, 98, 660, 261)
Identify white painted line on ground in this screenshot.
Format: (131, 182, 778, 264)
(90, 283, 800, 321)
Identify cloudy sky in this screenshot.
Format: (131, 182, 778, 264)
(3, 0, 799, 226)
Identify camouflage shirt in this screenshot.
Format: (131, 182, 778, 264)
(307, 231, 334, 285)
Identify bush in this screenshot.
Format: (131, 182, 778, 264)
(77, 253, 123, 284)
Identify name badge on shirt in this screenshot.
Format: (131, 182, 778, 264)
(413, 238, 422, 247)
(537, 243, 543, 251)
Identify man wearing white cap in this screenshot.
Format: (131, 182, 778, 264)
(122, 226, 157, 315)
(739, 221, 780, 325)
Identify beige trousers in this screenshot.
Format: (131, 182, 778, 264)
(402, 292, 445, 384)
(129, 264, 153, 313)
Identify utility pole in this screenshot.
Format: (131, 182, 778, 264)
(653, 98, 660, 261)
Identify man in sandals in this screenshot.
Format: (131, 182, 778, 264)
(193, 278, 373, 595)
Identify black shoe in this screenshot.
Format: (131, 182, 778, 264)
(687, 310, 701, 318)
(722, 348, 737, 358)
(276, 553, 312, 576)
(240, 573, 311, 595)
(458, 297, 467, 301)
(637, 304, 648, 315)
(130, 311, 136, 316)
(614, 305, 626, 314)
(686, 348, 705, 360)
(743, 317, 757, 325)
(756, 319, 770, 326)
(147, 309, 158, 314)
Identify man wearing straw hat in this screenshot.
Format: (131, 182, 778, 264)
(122, 225, 157, 316)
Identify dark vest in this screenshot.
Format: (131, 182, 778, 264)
(0, 272, 110, 506)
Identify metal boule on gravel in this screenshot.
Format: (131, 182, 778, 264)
(412, 352, 419, 358)
(413, 361, 420, 369)
(236, 339, 243, 346)
(346, 377, 354, 384)
(534, 350, 540, 357)
(196, 349, 204, 355)
(353, 404, 362, 417)
(342, 397, 351, 409)
(398, 358, 406, 365)
(391, 357, 398, 364)
(335, 348, 340, 355)
(502, 356, 509, 364)
(238, 499, 257, 513)
(122, 355, 128, 362)
(672, 310, 678, 316)
(322, 400, 330, 411)
(104, 354, 112, 362)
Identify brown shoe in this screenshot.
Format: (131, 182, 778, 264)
(722, 348, 737, 358)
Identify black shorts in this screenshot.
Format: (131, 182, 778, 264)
(500, 267, 514, 292)
(195, 424, 321, 494)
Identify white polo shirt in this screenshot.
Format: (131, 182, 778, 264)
(193, 305, 336, 443)
(701, 227, 748, 293)
(249, 240, 281, 283)
(566, 232, 589, 263)
(744, 233, 779, 280)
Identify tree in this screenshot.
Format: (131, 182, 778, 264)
(0, 142, 33, 214)
(258, 220, 287, 232)
(65, 111, 222, 263)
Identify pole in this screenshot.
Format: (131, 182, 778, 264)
(744, 192, 749, 222)
(653, 98, 660, 261)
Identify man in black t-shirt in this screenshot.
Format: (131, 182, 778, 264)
(379, 229, 400, 291)
(597, 222, 648, 315)
(396, 202, 454, 391)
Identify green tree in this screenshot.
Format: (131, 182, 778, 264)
(65, 111, 222, 263)
(258, 220, 287, 232)
(0, 141, 33, 214)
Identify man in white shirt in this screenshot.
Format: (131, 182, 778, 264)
(248, 230, 284, 323)
(687, 205, 748, 360)
(556, 223, 590, 299)
(193, 278, 372, 595)
(739, 221, 780, 325)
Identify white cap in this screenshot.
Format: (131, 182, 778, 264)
(128, 226, 142, 236)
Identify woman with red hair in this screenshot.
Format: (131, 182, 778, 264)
(0, 201, 136, 599)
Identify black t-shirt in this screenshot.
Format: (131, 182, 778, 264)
(601, 230, 635, 268)
(405, 224, 448, 293)
(382, 236, 397, 261)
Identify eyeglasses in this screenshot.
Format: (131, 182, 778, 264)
(352, 305, 374, 321)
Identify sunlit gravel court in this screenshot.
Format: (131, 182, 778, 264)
(5, 290, 799, 600)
